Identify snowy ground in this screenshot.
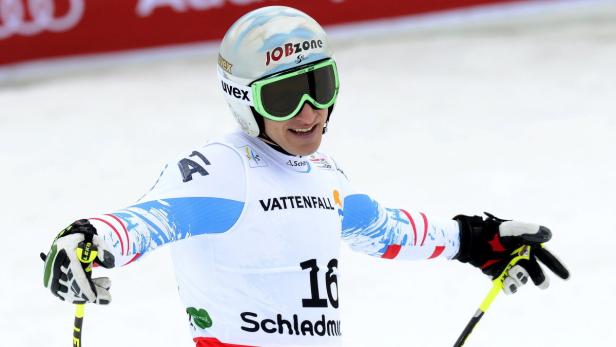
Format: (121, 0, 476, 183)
(2, 2, 615, 346)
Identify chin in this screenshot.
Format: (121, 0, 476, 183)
(287, 138, 322, 156)
(288, 145, 319, 156)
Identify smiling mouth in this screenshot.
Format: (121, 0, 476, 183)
(289, 124, 317, 136)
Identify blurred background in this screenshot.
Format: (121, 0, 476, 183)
(1, 0, 615, 346)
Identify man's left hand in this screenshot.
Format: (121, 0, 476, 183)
(454, 213, 570, 294)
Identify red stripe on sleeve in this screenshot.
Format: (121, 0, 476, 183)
(428, 246, 445, 259)
(381, 244, 402, 259)
(194, 337, 257, 347)
(400, 209, 417, 246)
(106, 214, 130, 254)
(125, 253, 141, 266)
(90, 217, 125, 255)
(420, 212, 428, 246)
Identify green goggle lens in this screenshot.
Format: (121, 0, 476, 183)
(252, 59, 339, 121)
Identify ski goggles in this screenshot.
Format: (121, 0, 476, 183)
(218, 58, 339, 121)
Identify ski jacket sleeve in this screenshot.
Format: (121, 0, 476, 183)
(87, 143, 246, 267)
(333, 159, 460, 261)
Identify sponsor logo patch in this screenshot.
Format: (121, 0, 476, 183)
(333, 189, 343, 220)
(309, 155, 333, 171)
(186, 307, 213, 329)
(218, 54, 233, 73)
(240, 146, 267, 168)
(221, 80, 250, 101)
(240, 312, 341, 336)
(265, 39, 324, 66)
(259, 195, 335, 212)
(286, 159, 311, 173)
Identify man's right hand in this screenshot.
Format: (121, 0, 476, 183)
(42, 219, 115, 305)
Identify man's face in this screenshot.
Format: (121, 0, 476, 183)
(263, 103, 328, 156)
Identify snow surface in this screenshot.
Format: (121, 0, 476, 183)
(1, 2, 615, 346)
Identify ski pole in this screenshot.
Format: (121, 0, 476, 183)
(73, 234, 98, 347)
(453, 244, 531, 347)
(73, 304, 86, 347)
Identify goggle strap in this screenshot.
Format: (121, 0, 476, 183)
(217, 70, 254, 107)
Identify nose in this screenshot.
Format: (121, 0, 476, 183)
(293, 103, 318, 124)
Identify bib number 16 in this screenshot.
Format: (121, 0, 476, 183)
(300, 258, 338, 309)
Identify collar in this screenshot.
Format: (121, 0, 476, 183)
(238, 131, 316, 173)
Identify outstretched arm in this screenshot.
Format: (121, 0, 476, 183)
(88, 143, 246, 267)
(333, 158, 568, 294)
(341, 193, 460, 260)
(330, 157, 459, 261)
(89, 191, 244, 267)
(42, 142, 247, 304)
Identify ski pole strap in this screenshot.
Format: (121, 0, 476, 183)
(453, 245, 532, 347)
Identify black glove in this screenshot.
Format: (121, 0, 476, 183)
(42, 219, 115, 304)
(454, 213, 569, 294)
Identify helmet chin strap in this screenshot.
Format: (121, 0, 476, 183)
(259, 132, 294, 156)
(252, 111, 294, 156)
(323, 104, 334, 134)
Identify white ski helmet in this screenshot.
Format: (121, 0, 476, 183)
(217, 6, 335, 137)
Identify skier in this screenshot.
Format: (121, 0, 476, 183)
(41, 6, 569, 347)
